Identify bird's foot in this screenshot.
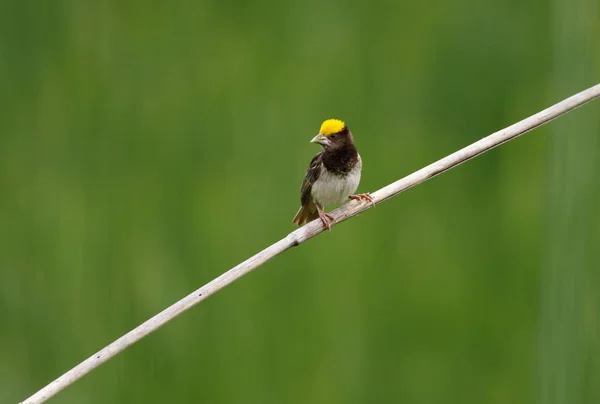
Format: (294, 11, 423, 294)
(350, 193, 374, 207)
(319, 211, 335, 230)
(315, 205, 335, 230)
(314, 202, 335, 230)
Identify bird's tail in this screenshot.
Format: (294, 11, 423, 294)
(292, 201, 319, 227)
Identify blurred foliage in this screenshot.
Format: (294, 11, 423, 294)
(0, 1, 598, 403)
(538, 1, 600, 404)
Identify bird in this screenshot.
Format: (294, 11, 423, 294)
(292, 118, 373, 230)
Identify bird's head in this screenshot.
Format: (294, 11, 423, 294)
(310, 119, 354, 150)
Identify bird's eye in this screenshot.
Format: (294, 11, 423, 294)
(330, 134, 337, 139)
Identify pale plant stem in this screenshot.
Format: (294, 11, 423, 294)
(20, 83, 600, 404)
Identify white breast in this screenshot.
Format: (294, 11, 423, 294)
(311, 154, 362, 206)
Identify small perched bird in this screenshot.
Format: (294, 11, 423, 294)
(292, 119, 373, 230)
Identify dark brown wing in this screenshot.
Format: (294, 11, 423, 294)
(300, 152, 323, 205)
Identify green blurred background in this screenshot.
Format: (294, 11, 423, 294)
(1, 1, 598, 403)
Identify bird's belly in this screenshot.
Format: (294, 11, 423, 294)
(311, 166, 361, 206)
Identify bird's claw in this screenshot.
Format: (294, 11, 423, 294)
(349, 193, 375, 207)
(319, 212, 334, 230)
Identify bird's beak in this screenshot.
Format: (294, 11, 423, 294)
(310, 133, 331, 147)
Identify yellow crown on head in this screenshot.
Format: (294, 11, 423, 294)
(319, 119, 346, 136)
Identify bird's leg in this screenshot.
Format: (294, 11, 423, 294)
(315, 203, 334, 230)
(349, 193, 374, 206)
